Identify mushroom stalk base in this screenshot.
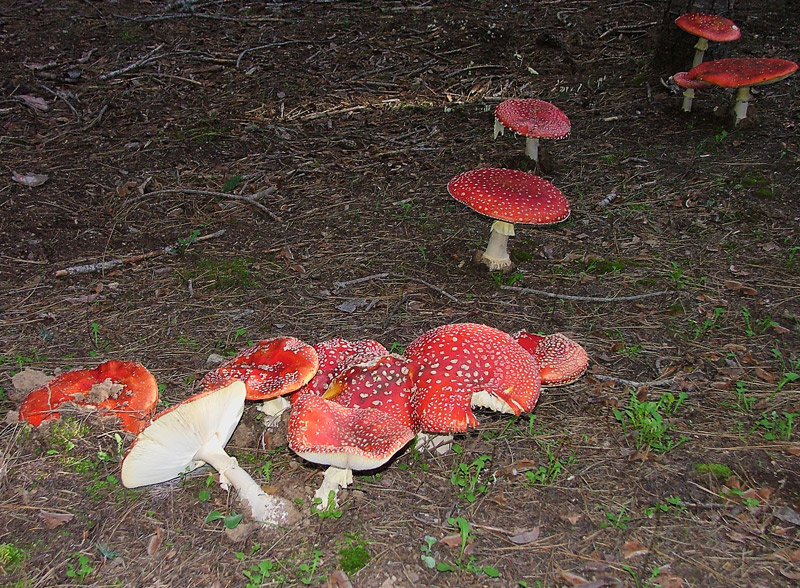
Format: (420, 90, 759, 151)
(733, 86, 751, 124)
(525, 137, 540, 161)
(314, 466, 353, 509)
(195, 436, 293, 525)
(478, 220, 515, 271)
(682, 88, 695, 112)
(493, 118, 505, 139)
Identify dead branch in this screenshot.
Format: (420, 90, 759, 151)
(99, 44, 168, 80)
(131, 186, 281, 221)
(501, 285, 671, 303)
(55, 229, 226, 278)
(591, 374, 677, 389)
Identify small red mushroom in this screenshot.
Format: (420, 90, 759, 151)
(200, 336, 319, 400)
(672, 71, 713, 112)
(674, 13, 741, 67)
(513, 331, 589, 387)
(448, 168, 570, 271)
(404, 323, 541, 433)
(324, 354, 420, 433)
(494, 98, 571, 163)
(17, 360, 158, 434)
(687, 57, 798, 124)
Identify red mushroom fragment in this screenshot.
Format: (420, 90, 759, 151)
(494, 98, 570, 162)
(404, 323, 541, 433)
(17, 360, 158, 434)
(121, 381, 296, 525)
(200, 336, 319, 401)
(323, 354, 420, 433)
(687, 57, 798, 124)
(513, 331, 589, 387)
(287, 393, 415, 507)
(674, 13, 741, 68)
(672, 71, 713, 112)
(448, 168, 570, 271)
(291, 338, 388, 402)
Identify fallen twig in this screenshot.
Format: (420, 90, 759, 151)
(55, 229, 226, 278)
(99, 44, 168, 80)
(333, 273, 390, 290)
(591, 374, 677, 388)
(501, 285, 670, 303)
(332, 272, 458, 303)
(130, 186, 281, 221)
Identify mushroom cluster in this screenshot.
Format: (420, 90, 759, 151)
(671, 13, 797, 124)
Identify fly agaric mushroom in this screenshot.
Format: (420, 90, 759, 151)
(291, 338, 388, 402)
(494, 98, 570, 163)
(448, 168, 570, 271)
(121, 381, 297, 526)
(687, 57, 798, 124)
(512, 331, 589, 387)
(324, 354, 420, 432)
(672, 71, 713, 112)
(674, 13, 741, 68)
(17, 360, 158, 434)
(404, 323, 541, 433)
(200, 337, 319, 401)
(287, 393, 415, 508)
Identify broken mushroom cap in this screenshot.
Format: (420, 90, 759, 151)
(17, 360, 158, 434)
(404, 323, 541, 433)
(672, 71, 713, 112)
(291, 338, 388, 402)
(494, 98, 570, 161)
(287, 393, 415, 470)
(687, 57, 798, 123)
(323, 354, 420, 433)
(675, 13, 741, 67)
(448, 168, 570, 271)
(200, 336, 319, 401)
(121, 381, 295, 525)
(512, 331, 589, 387)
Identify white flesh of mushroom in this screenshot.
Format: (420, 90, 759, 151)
(256, 396, 292, 430)
(733, 86, 751, 124)
(525, 136, 540, 162)
(493, 118, 505, 139)
(313, 465, 353, 509)
(479, 220, 515, 271)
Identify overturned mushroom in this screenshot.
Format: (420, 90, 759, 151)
(121, 381, 296, 526)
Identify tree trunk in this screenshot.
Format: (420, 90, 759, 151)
(652, 0, 736, 75)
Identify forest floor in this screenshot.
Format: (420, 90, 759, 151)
(1, 1, 799, 587)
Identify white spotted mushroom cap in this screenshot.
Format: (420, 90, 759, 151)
(448, 168, 570, 225)
(403, 323, 541, 434)
(513, 331, 589, 387)
(672, 71, 713, 90)
(200, 337, 319, 401)
(674, 13, 741, 43)
(324, 354, 419, 433)
(495, 98, 571, 140)
(287, 394, 415, 470)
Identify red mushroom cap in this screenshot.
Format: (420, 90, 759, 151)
(674, 13, 741, 43)
(17, 360, 158, 434)
(291, 338, 388, 401)
(672, 71, 713, 90)
(324, 354, 420, 433)
(200, 337, 319, 401)
(287, 394, 415, 470)
(495, 98, 571, 139)
(448, 168, 570, 225)
(513, 331, 589, 387)
(688, 57, 798, 88)
(404, 323, 541, 434)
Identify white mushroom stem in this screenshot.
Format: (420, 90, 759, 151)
(314, 465, 353, 509)
(733, 86, 751, 124)
(682, 88, 695, 112)
(256, 396, 292, 430)
(194, 435, 292, 525)
(479, 220, 515, 271)
(493, 118, 505, 139)
(525, 136, 540, 161)
(692, 37, 708, 68)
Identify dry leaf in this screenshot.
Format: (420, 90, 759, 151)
(562, 511, 583, 525)
(40, 510, 73, 529)
(774, 547, 800, 563)
(775, 506, 800, 526)
(622, 540, 649, 559)
(440, 534, 463, 548)
(11, 171, 49, 187)
(17, 94, 49, 111)
(509, 526, 540, 545)
(780, 569, 800, 580)
(785, 445, 800, 457)
(754, 368, 776, 383)
(652, 572, 685, 588)
(558, 570, 590, 586)
(147, 527, 164, 556)
(329, 570, 353, 588)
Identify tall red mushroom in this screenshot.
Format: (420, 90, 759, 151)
(448, 168, 570, 271)
(687, 57, 798, 124)
(494, 98, 570, 163)
(17, 360, 158, 434)
(674, 13, 741, 68)
(404, 323, 541, 433)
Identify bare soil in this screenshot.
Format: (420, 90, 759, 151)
(1, 2, 799, 587)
